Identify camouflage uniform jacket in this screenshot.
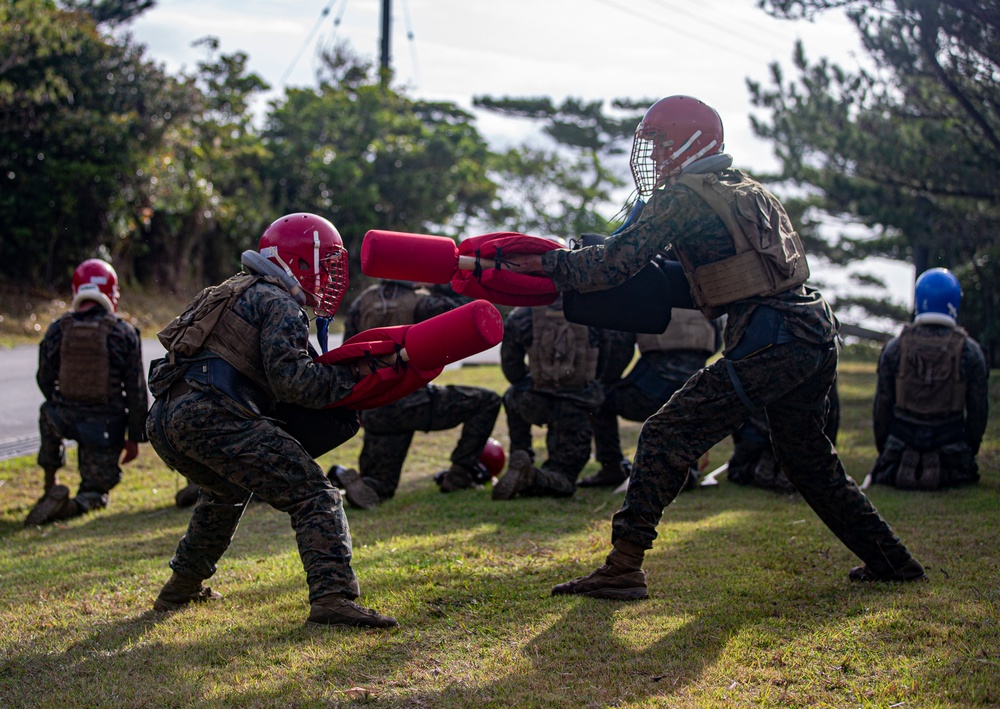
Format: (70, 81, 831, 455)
(542, 170, 839, 356)
(37, 306, 148, 442)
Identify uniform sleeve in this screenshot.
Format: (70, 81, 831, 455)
(36, 321, 62, 401)
(253, 285, 359, 408)
(500, 308, 531, 385)
(121, 323, 149, 442)
(872, 338, 900, 453)
(963, 338, 989, 455)
(541, 186, 700, 292)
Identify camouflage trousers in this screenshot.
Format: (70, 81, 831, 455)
(614, 340, 917, 575)
(37, 401, 126, 512)
(146, 389, 360, 602)
(358, 384, 501, 500)
(503, 386, 596, 496)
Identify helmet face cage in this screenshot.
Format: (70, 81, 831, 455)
(314, 246, 349, 318)
(629, 129, 660, 198)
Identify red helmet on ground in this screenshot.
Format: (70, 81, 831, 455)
(72, 259, 120, 312)
(258, 213, 349, 317)
(478, 437, 506, 478)
(629, 96, 724, 197)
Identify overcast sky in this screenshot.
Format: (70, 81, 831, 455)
(128, 0, 871, 169)
(127, 0, 914, 314)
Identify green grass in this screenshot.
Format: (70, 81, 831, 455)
(1, 361, 998, 708)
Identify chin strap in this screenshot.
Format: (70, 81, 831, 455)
(241, 250, 307, 306)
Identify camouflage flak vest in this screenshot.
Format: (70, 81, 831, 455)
(896, 324, 967, 416)
(673, 170, 810, 317)
(58, 312, 117, 403)
(528, 306, 599, 391)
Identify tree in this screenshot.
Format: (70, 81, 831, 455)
(130, 37, 272, 290)
(0, 0, 182, 289)
(472, 96, 648, 238)
(750, 0, 1000, 361)
(262, 44, 498, 295)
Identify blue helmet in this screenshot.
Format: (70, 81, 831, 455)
(914, 268, 961, 321)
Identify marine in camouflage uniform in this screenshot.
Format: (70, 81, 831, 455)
(27, 262, 147, 526)
(581, 312, 722, 488)
(492, 299, 608, 499)
(868, 315, 988, 490)
(330, 281, 501, 508)
(147, 213, 396, 628)
(727, 383, 840, 493)
(504, 97, 924, 595)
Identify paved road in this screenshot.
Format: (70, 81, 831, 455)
(0, 334, 500, 460)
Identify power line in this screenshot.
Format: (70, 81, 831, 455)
(592, 0, 775, 60)
(280, 0, 349, 87)
(401, 0, 421, 87)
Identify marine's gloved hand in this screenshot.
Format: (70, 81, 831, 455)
(121, 440, 139, 464)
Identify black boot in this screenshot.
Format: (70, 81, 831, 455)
(578, 458, 632, 488)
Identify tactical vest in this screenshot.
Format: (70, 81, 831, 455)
(673, 170, 809, 317)
(356, 282, 424, 330)
(528, 306, 599, 390)
(637, 309, 717, 356)
(157, 273, 280, 394)
(58, 312, 117, 404)
(896, 324, 967, 416)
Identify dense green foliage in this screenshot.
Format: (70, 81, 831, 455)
(752, 0, 1000, 361)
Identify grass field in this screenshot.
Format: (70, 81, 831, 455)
(1, 360, 997, 708)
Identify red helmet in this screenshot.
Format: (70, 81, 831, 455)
(629, 96, 724, 197)
(259, 213, 349, 317)
(72, 259, 120, 312)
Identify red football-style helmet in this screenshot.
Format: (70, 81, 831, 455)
(259, 213, 349, 317)
(72, 259, 120, 312)
(629, 96, 724, 197)
(478, 437, 506, 478)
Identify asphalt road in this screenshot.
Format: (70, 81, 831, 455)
(0, 334, 500, 460)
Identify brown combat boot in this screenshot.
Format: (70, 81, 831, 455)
(848, 558, 927, 583)
(551, 540, 648, 600)
(306, 595, 398, 629)
(153, 572, 223, 612)
(24, 484, 74, 527)
(491, 450, 536, 500)
(577, 458, 632, 488)
(436, 464, 475, 492)
(332, 467, 381, 510)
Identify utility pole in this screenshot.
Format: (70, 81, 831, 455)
(379, 0, 391, 87)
